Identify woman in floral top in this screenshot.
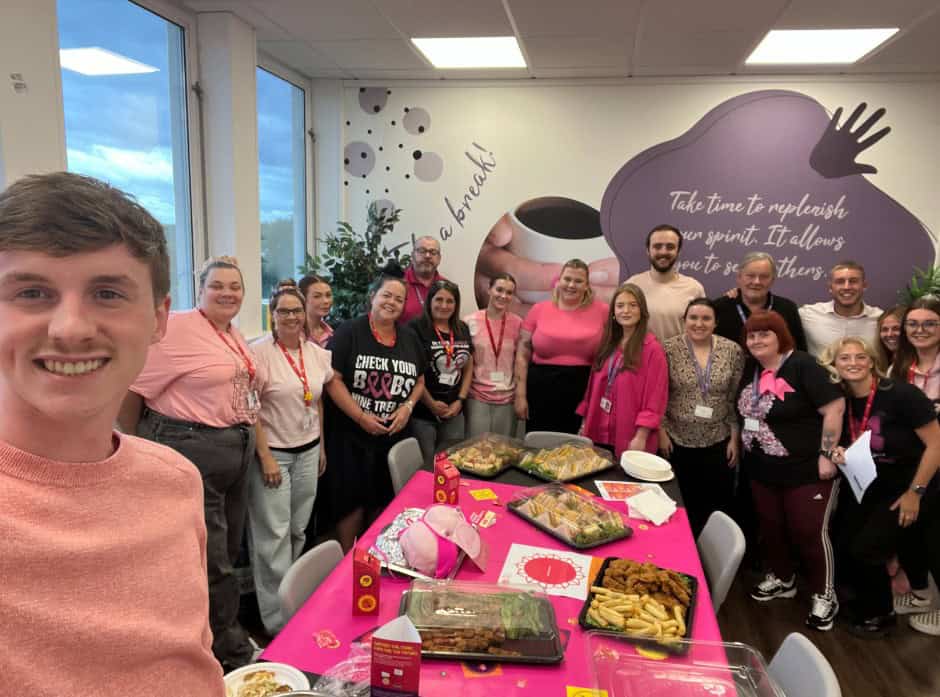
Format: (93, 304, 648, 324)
(737, 310, 844, 632)
(661, 298, 744, 536)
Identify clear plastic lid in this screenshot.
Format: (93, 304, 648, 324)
(585, 631, 784, 697)
(517, 442, 615, 482)
(399, 579, 563, 662)
(443, 432, 526, 477)
(508, 483, 630, 548)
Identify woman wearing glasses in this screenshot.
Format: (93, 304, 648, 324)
(409, 280, 474, 464)
(401, 236, 444, 324)
(890, 296, 940, 635)
(248, 286, 333, 634)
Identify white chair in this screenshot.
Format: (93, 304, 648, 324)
(524, 431, 592, 449)
(277, 539, 344, 624)
(697, 510, 745, 612)
(388, 436, 423, 494)
(768, 632, 841, 697)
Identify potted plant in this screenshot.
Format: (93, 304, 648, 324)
(899, 266, 940, 305)
(299, 202, 411, 322)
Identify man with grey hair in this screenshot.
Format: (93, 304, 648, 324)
(713, 251, 807, 350)
(400, 234, 445, 324)
(799, 260, 882, 358)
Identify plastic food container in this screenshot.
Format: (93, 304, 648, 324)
(442, 433, 526, 478)
(507, 484, 632, 549)
(585, 632, 784, 697)
(579, 557, 698, 654)
(398, 579, 564, 664)
(516, 442, 616, 482)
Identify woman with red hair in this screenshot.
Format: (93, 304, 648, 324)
(738, 310, 845, 631)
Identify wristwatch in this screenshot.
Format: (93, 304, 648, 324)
(911, 484, 928, 496)
(818, 449, 833, 460)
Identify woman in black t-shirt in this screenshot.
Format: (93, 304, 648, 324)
(824, 337, 940, 637)
(737, 311, 845, 631)
(408, 280, 474, 465)
(323, 271, 426, 551)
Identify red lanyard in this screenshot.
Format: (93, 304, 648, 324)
(434, 325, 456, 367)
(369, 316, 397, 347)
(484, 312, 507, 361)
(908, 364, 918, 387)
(276, 341, 312, 406)
(848, 377, 877, 442)
(199, 309, 255, 383)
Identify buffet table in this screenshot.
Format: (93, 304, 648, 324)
(262, 469, 722, 695)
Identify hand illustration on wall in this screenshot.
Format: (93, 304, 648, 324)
(600, 89, 934, 307)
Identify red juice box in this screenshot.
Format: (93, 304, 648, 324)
(371, 615, 421, 697)
(433, 455, 460, 505)
(353, 547, 380, 615)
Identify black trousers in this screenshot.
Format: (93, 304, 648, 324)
(525, 363, 591, 435)
(138, 408, 255, 668)
(669, 438, 735, 538)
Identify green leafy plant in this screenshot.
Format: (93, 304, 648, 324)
(299, 202, 411, 321)
(899, 266, 940, 305)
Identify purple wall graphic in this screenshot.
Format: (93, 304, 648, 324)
(600, 90, 934, 307)
(344, 89, 443, 213)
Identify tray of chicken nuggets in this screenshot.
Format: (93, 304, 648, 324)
(578, 557, 697, 655)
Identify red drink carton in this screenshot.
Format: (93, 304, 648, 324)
(433, 455, 460, 505)
(353, 547, 380, 615)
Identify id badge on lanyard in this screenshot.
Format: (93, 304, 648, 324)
(246, 389, 260, 411)
(601, 352, 621, 414)
(302, 408, 314, 431)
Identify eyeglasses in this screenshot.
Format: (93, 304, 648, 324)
(274, 308, 305, 317)
(415, 247, 440, 257)
(904, 320, 940, 331)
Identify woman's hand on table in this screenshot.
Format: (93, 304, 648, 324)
(658, 430, 673, 458)
(891, 490, 921, 528)
(260, 455, 282, 488)
(358, 412, 390, 436)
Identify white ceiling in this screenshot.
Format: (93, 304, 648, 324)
(177, 0, 940, 80)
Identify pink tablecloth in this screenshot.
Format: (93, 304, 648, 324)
(262, 471, 723, 695)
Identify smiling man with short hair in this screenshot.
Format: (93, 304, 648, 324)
(0, 172, 224, 695)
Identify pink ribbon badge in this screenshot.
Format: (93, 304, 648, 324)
(758, 370, 795, 401)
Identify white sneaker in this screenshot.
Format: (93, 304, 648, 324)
(806, 593, 839, 631)
(909, 610, 940, 636)
(894, 591, 933, 615)
(751, 573, 797, 601)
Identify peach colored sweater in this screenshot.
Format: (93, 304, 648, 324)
(0, 433, 224, 696)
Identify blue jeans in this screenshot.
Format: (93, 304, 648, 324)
(248, 444, 320, 633)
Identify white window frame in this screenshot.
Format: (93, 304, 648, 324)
(257, 52, 315, 265)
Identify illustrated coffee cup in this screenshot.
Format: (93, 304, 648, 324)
(506, 196, 615, 304)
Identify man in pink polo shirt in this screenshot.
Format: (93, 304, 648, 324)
(400, 235, 445, 324)
(0, 173, 224, 695)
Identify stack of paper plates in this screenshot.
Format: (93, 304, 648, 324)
(620, 450, 674, 482)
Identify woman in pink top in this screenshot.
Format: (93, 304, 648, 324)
(577, 282, 668, 458)
(250, 286, 333, 634)
(464, 273, 525, 437)
(300, 273, 334, 348)
(120, 256, 262, 671)
(514, 259, 609, 434)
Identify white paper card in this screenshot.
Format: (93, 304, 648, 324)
(744, 418, 760, 432)
(839, 430, 878, 504)
(694, 404, 714, 419)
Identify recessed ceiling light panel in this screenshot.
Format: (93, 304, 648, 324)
(60, 47, 159, 76)
(411, 37, 526, 69)
(746, 28, 898, 65)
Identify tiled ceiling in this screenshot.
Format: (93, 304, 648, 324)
(177, 0, 940, 79)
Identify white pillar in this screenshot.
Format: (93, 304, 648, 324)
(0, 0, 66, 187)
(196, 11, 262, 336)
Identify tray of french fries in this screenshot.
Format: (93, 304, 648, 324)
(579, 557, 698, 655)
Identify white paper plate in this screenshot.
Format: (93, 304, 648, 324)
(621, 450, 674, 482)
(224, 662, 310, 696)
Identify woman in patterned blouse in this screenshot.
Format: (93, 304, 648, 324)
(660, 298, 744, 536)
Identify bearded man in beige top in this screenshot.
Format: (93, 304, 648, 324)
(626, 224, 705, 342)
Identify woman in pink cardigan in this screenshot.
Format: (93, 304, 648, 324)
(577, 282, 668, 458)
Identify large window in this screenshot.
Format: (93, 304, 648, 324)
(58, 0, 196, 309)
(257, 66, 307, 299)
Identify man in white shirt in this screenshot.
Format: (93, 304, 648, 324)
(626, 224, 705, 341)
(800, 260, 883, 358)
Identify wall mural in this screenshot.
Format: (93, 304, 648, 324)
(342, 86, 935, 314)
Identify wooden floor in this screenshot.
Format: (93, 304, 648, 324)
(717, 570, 940, 697)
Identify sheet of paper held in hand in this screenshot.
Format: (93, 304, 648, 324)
(840, 430, 878, 504)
